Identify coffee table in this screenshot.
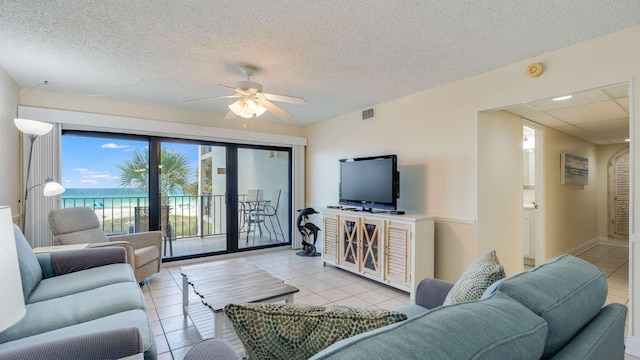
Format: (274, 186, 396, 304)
(181, 258, 299, 339)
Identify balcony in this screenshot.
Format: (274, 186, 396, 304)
(61, 194, 286, 258)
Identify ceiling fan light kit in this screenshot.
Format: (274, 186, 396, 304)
(229, 97, 268, 119)
(182, 65, 306, 121)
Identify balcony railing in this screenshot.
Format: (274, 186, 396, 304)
(61, 194, 243, 240)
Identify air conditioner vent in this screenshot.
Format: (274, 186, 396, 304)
(362, 107, 375, 120)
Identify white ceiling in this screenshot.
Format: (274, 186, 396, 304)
(1, 1, 639, 126)
(505, 83, 630, 145)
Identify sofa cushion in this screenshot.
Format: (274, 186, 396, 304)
(225, 303, 407, 360)
(135, 246, 160, 267)
(13, 224, 42, 301)
(0, 282, 145, 343)
(0, 309, 156, 360)
(482, 254, 607, 359)
(443, 250, 505, 305)
(311, 292, 547, 360)
(27, 263, 135, 303)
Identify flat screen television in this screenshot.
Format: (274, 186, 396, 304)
(339, 154, 399, 211)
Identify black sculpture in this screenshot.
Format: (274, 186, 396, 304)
(296, 207, 321, 257)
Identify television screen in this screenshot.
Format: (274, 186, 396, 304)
(339, 155, 399, 210)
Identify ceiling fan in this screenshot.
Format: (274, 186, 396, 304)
(180, 65, 306, 121)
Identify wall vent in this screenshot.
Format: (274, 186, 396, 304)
(362, 107, 375, 120)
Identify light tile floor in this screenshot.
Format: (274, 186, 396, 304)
(142, 244, 631, 360)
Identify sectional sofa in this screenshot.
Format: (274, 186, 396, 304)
(188, 254, 628, 360)
(0, 225, 155, 360)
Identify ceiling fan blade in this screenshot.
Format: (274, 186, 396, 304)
(180, 94, 240, 103)
(262, 99, 294, 121)
(224, 110, 237, 120)
(218, 83, 238, 90)
(263, 92, 307, 105)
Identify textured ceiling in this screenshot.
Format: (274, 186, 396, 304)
(1, 1, 639, 126)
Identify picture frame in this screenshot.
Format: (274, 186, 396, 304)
(561, 153, 588, 186)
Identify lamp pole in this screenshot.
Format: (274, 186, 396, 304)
(21, 134, 38, 232)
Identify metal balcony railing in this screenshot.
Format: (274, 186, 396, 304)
(61, 194, 240, 239)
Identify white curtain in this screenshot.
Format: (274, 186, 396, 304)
(22, 123, 62, 247)
(291, 145, 305, 249)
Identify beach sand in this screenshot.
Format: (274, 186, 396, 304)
(94, 205, 199, 221)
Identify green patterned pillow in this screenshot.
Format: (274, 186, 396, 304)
(224, 303, 407, 360)
(443, 250, 505, 305)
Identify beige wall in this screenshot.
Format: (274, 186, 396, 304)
(597, 143, 630, 239)
(0, 68, 20, 214)
(304, 25, 640, 285)
(478, 110, 523, 276)
(543, 127, 599, 258)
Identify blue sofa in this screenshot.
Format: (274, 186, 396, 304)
(0, 225, 156, 360)
(187, 254, 627, 360)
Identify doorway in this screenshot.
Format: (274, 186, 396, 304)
(478, 81, 630, 273)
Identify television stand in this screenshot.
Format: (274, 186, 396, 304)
(320, 208, 434, 300)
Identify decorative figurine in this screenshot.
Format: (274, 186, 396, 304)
(296, 207, 321, 257)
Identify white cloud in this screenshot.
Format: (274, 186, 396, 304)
(79, 179, 98, 184)
(73, 168, 90, 173)
(64, 179, 71, 183)
(102, 143, 130, 149)
(90, 174, 117, 181)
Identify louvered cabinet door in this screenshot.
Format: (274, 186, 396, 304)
(322, 213, 339, 265)
(361, 218, 383, 277)
(339, 216, 360, 271)
(608, 149, 629, 238)
(384, 221, 411, 287)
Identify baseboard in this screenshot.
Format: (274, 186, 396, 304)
(626, 335, 640, 357)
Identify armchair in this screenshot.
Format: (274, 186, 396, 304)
(48, 207, 162, 282)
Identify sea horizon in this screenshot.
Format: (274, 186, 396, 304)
(62, 187, 187, 209)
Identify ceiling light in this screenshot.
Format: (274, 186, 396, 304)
(229, 96, 266, 119)
(552, 95, 573, 101)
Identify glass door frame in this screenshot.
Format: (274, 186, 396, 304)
(62, 130, 293, 262)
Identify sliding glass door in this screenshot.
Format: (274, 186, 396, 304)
(237, 147, 291, 249)
(159, 141, 228, 257)
(62, 132, 291, 261)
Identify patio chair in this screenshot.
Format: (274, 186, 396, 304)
(239, 189, 268, 243)
(48, 207, 162, 282)
(251, 189, 285, 243)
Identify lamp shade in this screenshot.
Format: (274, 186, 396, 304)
(0, 206, 26, 332)
(42, 179, 65, 197)
(14, 118, 53, 136)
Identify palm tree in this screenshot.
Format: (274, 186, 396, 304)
(117, 147, 192, 199)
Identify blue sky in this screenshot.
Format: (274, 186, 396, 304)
(62, 136, 199, 188)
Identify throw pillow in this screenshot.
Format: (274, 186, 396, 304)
(443, 250, 505, 305)
(224, 303, 407, 360)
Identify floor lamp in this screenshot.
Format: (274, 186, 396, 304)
(0, 205, 26, 331)
(14, 118, 65, 232)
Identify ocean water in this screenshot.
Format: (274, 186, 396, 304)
(62, 188, 185, 209)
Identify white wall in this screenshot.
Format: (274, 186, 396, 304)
(0, 68, 20, 215)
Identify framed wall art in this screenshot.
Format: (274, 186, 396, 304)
(561, 153, 588, 186)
